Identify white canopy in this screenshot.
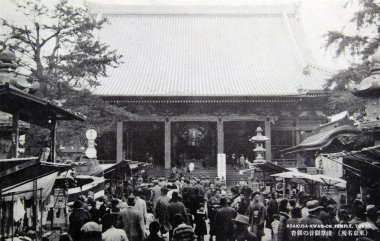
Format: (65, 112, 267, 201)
(270, 171, 346, 188)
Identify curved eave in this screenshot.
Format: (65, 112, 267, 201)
(282, 126, 362, 155)
(352, 89, 380, 98)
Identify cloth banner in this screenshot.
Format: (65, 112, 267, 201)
(217, 153, 226, 180)
(2, 172, 59, 202)
(315, 155, 343, 178)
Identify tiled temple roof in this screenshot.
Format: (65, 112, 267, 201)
(89, 3, 333, 97)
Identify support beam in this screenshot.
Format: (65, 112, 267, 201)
(50, 120, 57, 163)
(116, 120, 123, 163)
(164, 119, 171, 169)
(217, 118, 224, 153)
(12, 111, 19, 158)
(265, 118, 272, 161)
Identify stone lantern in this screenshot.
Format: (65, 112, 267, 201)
(249, 126, 270, 165)
(351, 49, 380, 143)
(0, 47, 39, 92)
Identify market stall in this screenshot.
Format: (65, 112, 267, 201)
(0, 48, 85, 240)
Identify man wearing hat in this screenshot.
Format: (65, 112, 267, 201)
(151, 179, 161, 208)
(167, 191, 189, 240)
(300, 200, 327, 241)
(213, 197, 237, 241)
(69, 200, 92, 241)
(117, 195, 146, 241)
(232, 214, 257, 241)
(357, 205, 380, 240)
(133, 189, 148, 225)
(155, 187, 170, 238)
(204, 176, 211, 191)
(102, 213, 128, 241)
(80, 221, 102, 241)
(182, 179, 195, 201)
(215, 177, 222, 189)
(246, 191, 265, 241)
(231, 182, 241, 197)
(194, 179, 205, 196)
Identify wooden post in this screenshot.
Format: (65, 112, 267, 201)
(264, 118, 272, 162)
(295, 119, 301, 166)
(12, 110, 20, 158)
(217, 118, 224, 154)
(33, 179, 37, 229)
(116, 120, 123, 163)
(50, 119, 57, 163)
(125, 130, 129, 159)
(164, 119, 171, 169)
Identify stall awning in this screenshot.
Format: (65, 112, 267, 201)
(0, 158, 71, 191)
(95, 160, 150, 178)
(282, 125, 361, 154)
(321, 145, 380, 177)
(0, 83, 85, 128)
(255, 161, 288, 174)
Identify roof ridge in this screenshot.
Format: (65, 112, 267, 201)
(86, 2, 300, 15)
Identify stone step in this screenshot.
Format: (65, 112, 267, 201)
(146, 166, 266, 187)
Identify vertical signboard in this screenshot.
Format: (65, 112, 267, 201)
(217, 153, 226, 180)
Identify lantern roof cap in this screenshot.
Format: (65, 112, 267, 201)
(351, 48, 380, 97)
(0, 47, 17, 71)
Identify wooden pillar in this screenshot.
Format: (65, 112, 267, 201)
(264, 118, 272, 162)
(295, 119, 301, 166)
(12, 110, 20, 158)
(116, 120, 123, 163)
(217, 118, 224, 153)
(164, 119, 171, 169)
(50, 119, 57, 163)
(125, 131, 129, 159)
(33, 179, 37, 229)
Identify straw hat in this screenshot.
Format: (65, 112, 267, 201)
(81, 221, 101, 232)
(306, 200, 323, 212)
(232, 214, 250, 225)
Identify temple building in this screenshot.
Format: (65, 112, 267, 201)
(88, 2, 333, 169)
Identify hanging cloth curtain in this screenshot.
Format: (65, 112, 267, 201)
(2, 172, 59, 201)
(13, 198, 25, 222)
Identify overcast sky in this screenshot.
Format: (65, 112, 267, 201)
(0, 0, 364, 70)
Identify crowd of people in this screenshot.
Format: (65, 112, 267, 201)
(64, 173, 380, 241)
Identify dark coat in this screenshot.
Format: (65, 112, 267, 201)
(233, 228, 257, 241)
(286, 218, 302, 241)
(213, 206, 237, 239)
(266, 198, 279, 228)
(194, 211, 207, 236)
(300, 214, 328, 241)
(68, 208, 92, 241)
(237, 199, 249, 215)
(277, 212, 290, 241)
(246, 201, 266, 237)
(167, 200, 189, 229)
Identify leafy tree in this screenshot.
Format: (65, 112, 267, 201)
(0, 0, 131, 149)
(323, 0, 379, 116)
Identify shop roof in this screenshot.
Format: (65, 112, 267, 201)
(0, 83, 85, 128)
(95, 160, 150, 178)
(282, 125, 362, 154)
(88, 3, 333, 97)
(255, 161, 288, 174)
(0, 158, 71, 191)
(321, 145, 380, 177)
